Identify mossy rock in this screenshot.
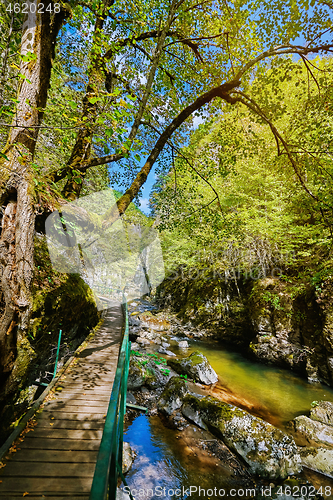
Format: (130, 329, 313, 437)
(181, 394, 302, 479)
(128, 354, 171, 390)
(168, 351, 218, 385)
(157, 376, 189, 415)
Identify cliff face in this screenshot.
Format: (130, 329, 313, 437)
(157, 273, 333, 387)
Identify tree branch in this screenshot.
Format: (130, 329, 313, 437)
(235, 43, 333, 81)
(102, 78, 240, 228)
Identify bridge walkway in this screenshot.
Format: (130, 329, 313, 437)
(0, 303, 123, 499)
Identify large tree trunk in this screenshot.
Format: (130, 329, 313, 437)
(0, 1, 67, 390)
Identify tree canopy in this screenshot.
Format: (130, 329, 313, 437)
(0, 0, 332, 383)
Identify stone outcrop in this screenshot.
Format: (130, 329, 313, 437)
(127, 353, 174, 390)
(289, 415, 333, 447)
(289, 400, 333, 478)
(168, 351, 218, 385)
(181, 394, 302, 479)
(138, 311, 171, 331)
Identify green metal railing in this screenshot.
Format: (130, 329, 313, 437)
(89, 295, 133, 500)
(33, 329, 62, 387)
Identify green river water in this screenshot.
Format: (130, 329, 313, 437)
(186, 340, 333, 428)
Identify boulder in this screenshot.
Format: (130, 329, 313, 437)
(157, 377, 189, 416)
(299, 446, 333, 478)
(181, 394, 302, 479)
(182, 400, 208, 430)
(122, 442, 134, 474)
(158, 347, 176, 356)
(127, 357, 146, 389)
(178, 340, 189, 348)
(129, 314, 141, 327)
(310, 401, 333, 427)
(289, 415, 333, 447)
(168, 351, 218, 385)
(138, 311, 171, 331)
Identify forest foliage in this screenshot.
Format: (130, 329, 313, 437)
(153, 57, 333, 283)
(0, 0, 332, 387)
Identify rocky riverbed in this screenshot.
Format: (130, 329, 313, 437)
(123, 299, 333, 499)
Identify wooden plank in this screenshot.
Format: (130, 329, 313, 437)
(24, 429, 103, 440)
(1, 461, 95, 477)
(41, 406, 108, 414)
(0, 476, 93, 493)
(18, 438, 100, 450)
(9, 450, 98, 462)
(47, 394, 110, 402)
(0, 304, 123, 497)
(44, 402, 108, 410)
(34, 419, 104, 430)
(37, 412, 107, 421)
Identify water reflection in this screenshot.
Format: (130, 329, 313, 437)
(123, 415, 254, 500)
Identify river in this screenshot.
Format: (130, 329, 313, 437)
(122, 324, 333, 499)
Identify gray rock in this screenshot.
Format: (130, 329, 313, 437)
(126, 392, 137, 405)
(182, 394, 302, 479)
(158, 347, 176, 356)
(168, 351, 218, 385)
(310, 401, 333, 427)
(290, 415, 333, 447)
(162, 342, 170, 348)
(299, 446, 333, 478)
(117, 488, 131, 500)
(157, 377, 189, 416)
(145, 330, 158, 340)
(136, 337, 150, 346)
(130, 342, 139, 350)
(138, 312, 171, 331)
(178, 340, 189, 348)
(122, 442, 134, 474)
(128, 354, 172, 390)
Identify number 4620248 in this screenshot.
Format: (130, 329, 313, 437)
(6, 3, 61, 14)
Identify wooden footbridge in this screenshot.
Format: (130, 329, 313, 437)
(0, 300, 135, 499)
